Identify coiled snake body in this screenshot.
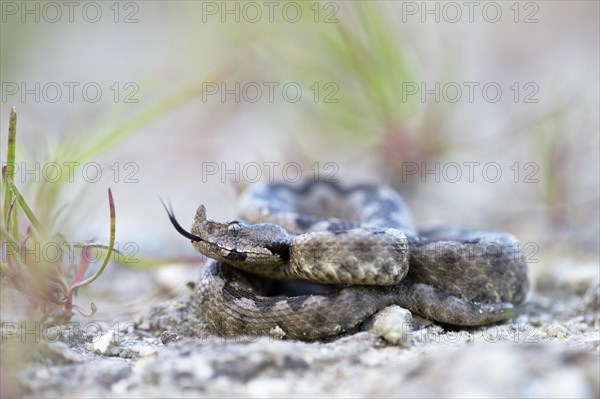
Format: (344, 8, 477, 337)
(166, 181, 528, 340)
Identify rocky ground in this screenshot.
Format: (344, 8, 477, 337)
(1, 257, 598, 398)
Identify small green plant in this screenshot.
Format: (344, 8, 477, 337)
(0, 66, 229, 323)
(237, 1, 458, 178)
(1, 108, 116, 323)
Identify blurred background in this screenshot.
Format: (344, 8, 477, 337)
(1, 1, 598, 318)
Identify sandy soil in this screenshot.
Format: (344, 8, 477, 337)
(1, 256, 598, 398)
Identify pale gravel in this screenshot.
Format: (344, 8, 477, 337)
(1, 259, 598, 398)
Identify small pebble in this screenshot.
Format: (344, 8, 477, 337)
(547, 323, 568, 339)
(369, 306, 413, 346)
(160, 330, 180, 345)
(93, 330, 116, 355)
(270, 326, 286, 340)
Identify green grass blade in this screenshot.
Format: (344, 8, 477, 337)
(0, 225, 28, 273)
(3, 107, 17, 224)
(74, 66, 229, 163)
(69, 188, 115, 292)
(4, 177, 48, 238)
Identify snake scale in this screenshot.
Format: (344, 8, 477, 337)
(165, 180, 528, 340)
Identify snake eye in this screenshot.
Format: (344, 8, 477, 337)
(227, 222, 242, 234)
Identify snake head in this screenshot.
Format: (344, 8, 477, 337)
(164, 202, 291, 268)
